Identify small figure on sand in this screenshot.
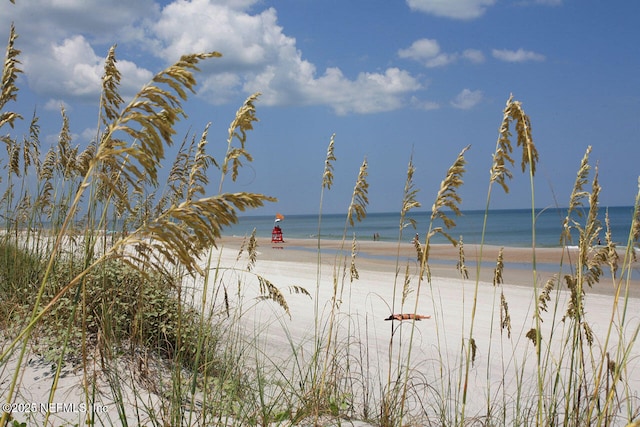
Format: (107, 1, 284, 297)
(385, 313, 431, 321)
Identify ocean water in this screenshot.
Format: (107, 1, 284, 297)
(226, 206, 638, 248)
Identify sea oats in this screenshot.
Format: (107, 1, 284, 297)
(493, 247, 504, 286)
(413, 237, 429, 280)
(5, 137, 20, 177)
(22, 112, 41, 175)
(347, 158, 369, 227)
(526, 328, 540, 349)
(76, 143, 97, 177)
(40, 147, 56, 181)
(100, 45, 124, 126)
(562, 146, 592, 244)
(36, 180, 53, 214)
(222, 93, 260, 186)
(257, 276, 290, 318)
(322, 133, 337, 190)
(603, 210, 619, 277)
(581, 166, 603, 287)
(401, 264, 412, 305)
(133, 192, 275, 275)
(490, 95, 538, 195)
(538, 276, 556, 314)
(563, 274, 579, 321)
(350, 234, 359, 282)
(56, 106, 77, 179)
(401, 155, 421, 230)
(582, 321, 594, 347)
(15, 193, 31, 222)
(247, 228, 258, 272)
(0, 24, 23, 131)
(500, 291, 512, 338)
(187, 123, 214, 202)
(112, 178, 129, 218)
(289, 285, 311, 298)
(490, 97, 515, 193)
(469, 337, 477, 366)
(430, 146, 470, 243)
(507, 96, 539, 176)
(166, 134, 192, 203)
(98, 52, 222, 189)
(457, 236, 469, 280)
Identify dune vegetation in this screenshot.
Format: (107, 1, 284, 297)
(2, 19, 640, 427)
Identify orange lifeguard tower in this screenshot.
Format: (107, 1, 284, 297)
(271, 213, 285, 243)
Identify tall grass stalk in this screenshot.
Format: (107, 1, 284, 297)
(313, 133, 336, 378)
(398, 145, 470, 424)
(384, 155, 420, 415)
(318, 157, 368, 408)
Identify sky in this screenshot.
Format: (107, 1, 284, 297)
(1, 0, 639, 217)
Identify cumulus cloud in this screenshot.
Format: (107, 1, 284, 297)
(5, 0, 423, 115)
(462, 49, 485, 63)
(244, 66, 421, 115)
(22, 35, 152, 102)
(398, 39, 484, 68)
(3, 0, 156, 103)
(44, 99, 70, 112)
(410, 96, 440, 110)
(492, 48, 546, 62)
(152, 0, 421, 114)
(406, 0, 497, 20)
(451, 89, 483, 109)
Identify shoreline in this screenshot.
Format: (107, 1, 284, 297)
(219, 235, 640, 298)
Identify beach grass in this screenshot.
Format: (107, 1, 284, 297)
(2, 22, 640, 427)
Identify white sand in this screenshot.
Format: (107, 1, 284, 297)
(3, 236, 640, 425)
(222, 237, 640, 422)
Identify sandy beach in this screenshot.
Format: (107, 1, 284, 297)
(4, 235, 640, 425)
(220, 235, 640, 298)
(216, 235, 640, 422)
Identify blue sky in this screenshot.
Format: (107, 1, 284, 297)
(2, 0, 639, 216)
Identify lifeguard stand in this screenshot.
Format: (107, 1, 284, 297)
(271, 225, 284, 243)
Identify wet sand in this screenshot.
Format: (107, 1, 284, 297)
(219, 235, 640, 298)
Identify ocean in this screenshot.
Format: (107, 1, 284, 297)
(226, 206, 638, 249)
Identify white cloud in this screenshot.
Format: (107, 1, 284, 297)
(406, 0, 497, 20)
(451, 89, 483, 109)
(44, 99, 69, 112)
(28, 36, 103, 98)
(153, 0, 421, 114)
(244, 66, 422, 115)
(5, 0, 423, 115)
(398, 39, 484, 68)
(22, 35, 152, 102)
(398, 38, 441, 60)
(462, 49, 485, 64)
(410, 96, 440, 110)
(492, 48, 546, 62)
